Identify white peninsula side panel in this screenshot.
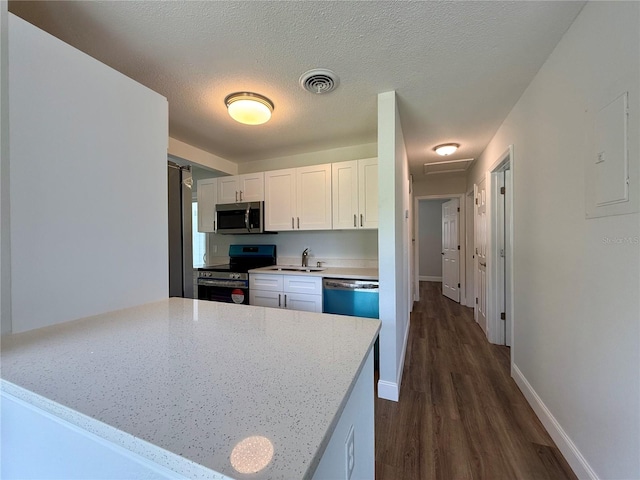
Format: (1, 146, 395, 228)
(8, 14, 168, 332)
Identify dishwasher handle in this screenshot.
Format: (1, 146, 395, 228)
(323, 279, 379, 290)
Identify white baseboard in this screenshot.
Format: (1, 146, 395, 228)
(419, 275, 442, 282)
(512, 364, 598, 480)
(377, 380, 399, 401)
(378, 316, 411, 403)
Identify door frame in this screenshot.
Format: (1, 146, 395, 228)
(486, 145, 514, 346)
(413, 193, 466, 304)
(465, 189, 475, 308)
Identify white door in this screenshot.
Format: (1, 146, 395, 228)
(331, 160, 359, 230)
(296, 164, 332, 230)
(239, 173, 264, 202)
(264, 169, 296, 231)
(217, 176, 240, 204)
(358, 158, 378, 229)
(475, 179, 487, 332)
(196, 178, 217, 233)
(504, 169, 512, 347)
(441, 199, 460, 302)
(285, 293, 323, 312)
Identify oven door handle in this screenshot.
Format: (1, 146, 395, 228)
(198, 279, 248, 288)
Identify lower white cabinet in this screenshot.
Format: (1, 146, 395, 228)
(250, 274, 322, 313)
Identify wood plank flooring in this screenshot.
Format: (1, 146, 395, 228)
(375, 281, 577, 480)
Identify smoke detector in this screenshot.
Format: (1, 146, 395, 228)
(299, 69, 339, 94)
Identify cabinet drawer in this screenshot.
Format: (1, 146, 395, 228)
(284, 276, 322, 295)
(250, 274, 284, 292)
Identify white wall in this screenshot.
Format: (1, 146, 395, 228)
(0, 0, 10, 334)
(208, 230, 377, 267)
(9, 15, 169, 333)
(377, 91, 410, 402)
(413, 172, 467, 197)
(168, 137, 237, 176)
(468, 3, 639, 478)
(239, 143, 377, 174)
(418, 200, 445, 279)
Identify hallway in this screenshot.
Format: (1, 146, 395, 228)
(375, 281, 577, 480)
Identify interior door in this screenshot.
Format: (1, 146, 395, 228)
(475, 179, 487, 332)
(504, 168, 512, 347)
(441, 198, 460, 302)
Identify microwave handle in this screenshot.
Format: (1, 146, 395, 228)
(245, 205, 251, 232)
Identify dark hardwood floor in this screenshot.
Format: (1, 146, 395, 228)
(375, 281, 577, 480)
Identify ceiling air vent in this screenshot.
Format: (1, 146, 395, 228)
(299, 69, 339, 94)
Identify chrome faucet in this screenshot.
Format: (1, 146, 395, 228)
(301, 248, 309, 267)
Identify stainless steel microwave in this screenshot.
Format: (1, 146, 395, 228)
(215, 201, 265, 234)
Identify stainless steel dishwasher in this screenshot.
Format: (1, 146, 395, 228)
(322, 279, 379, 319)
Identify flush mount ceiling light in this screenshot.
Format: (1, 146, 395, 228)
(433, 143, 460, 156)
(224, 92, 274, 125)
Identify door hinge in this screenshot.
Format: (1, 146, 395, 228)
(500, 312, 506, 320)
(500, 186, 505, 195)
(475, 198, 478, 205)
(475, 297, 478, 304)
(457, 207, 460, 212)
(457, 245, 460, 250)
(458, 283, 460, 288)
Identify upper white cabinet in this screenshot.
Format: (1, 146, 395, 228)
(264, 169, 296, 230)
(197, 178, 217, 233)
(265, 164, 332, 231)
(332, 158, 378, 230)
(217, 173, 264, 204)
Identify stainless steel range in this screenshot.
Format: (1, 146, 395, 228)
(197, 245, 276, 304)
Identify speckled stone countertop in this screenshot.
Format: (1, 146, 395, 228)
(1, 299, 380, 480)
(249, 266, 378, 280)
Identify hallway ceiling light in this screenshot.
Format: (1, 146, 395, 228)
(433, 143, 460, 156)
(224, 92, 274, 125)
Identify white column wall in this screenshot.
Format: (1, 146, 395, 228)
(467, 3, 639, 478)
(0, 0, 10, 334)
(9, 15, 169, 333)
(377, 91, 410, 401)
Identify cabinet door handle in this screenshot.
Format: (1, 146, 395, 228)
(360, 214, 363, 227)
(278, 294, 281, 307)
(235, 191, 238, 202)
(239, 190, 243, 201)
(284, 294, 287, 308)
(354, 214, 357, 227)
(292, 217, 294, 229)
(297, 217, 300, 229)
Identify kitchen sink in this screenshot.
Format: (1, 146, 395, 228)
(266, 266, 326, 272)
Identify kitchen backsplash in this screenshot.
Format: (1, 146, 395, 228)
(205, 230, 378, 267)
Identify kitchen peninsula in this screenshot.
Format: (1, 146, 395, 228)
(1, 299, 380, 480)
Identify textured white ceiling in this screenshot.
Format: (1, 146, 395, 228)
(9, 1, 585, 175)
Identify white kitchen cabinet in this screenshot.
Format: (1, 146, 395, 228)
(217, 173, 264, 204)
(264, 169, 297, 230)
(196, 178, 217, 233)
(297, 164, 332, 230)
(250, 274, 322, 312)
(264, 164, 332, 231)
(331, 158, 378, 230)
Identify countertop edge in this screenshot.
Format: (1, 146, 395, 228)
(0, 380, 230, 480)
(302, 320, 381, 480)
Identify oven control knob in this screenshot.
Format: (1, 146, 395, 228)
(208, 272, 213, 277)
